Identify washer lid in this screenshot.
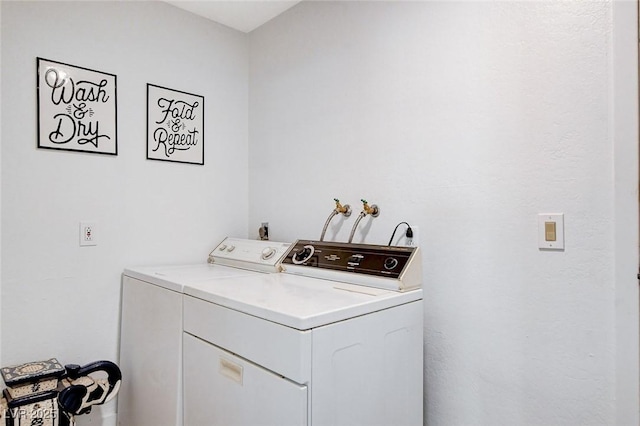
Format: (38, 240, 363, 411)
(183, 273, 422, 330)
(123, 238, 290, 292)
(123, 264, 266, 293)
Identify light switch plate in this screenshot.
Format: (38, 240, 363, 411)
(538, 213, 564, 250)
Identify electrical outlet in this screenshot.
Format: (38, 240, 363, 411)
(80, 221, 97, 246)
(398, 226, 420, 247)
(259, 222, 269, 241)
(407, 226, 420, 247)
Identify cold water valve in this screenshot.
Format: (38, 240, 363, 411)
(360, 199, 380, 217)
(319, 198, 352, 242)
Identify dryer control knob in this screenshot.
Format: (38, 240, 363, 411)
(384, 257, 399, 270)
(218, 244, 227, 251)
(261, 247, 276, 260)
(227, 245, 236, 252)
(292, 245, 314, 264)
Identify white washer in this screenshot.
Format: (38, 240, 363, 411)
(117, 237, 290, 426)
(182, 240, 424, 426)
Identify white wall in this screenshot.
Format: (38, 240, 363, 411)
(1, 1, 637, 425)
(613, 1, 639, 423)
(0, 0, 3, 370)
(249, 1, 638, 424)
(1, 1, 248, 423)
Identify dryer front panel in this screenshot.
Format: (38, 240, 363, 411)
(183, 333, 308, 426)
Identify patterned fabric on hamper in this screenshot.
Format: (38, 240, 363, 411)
(3, 388, 71, 426)
(1, 359, 66, 399)
(0, 394, 8, 424)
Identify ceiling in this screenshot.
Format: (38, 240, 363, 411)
(165, 0, 302, 33)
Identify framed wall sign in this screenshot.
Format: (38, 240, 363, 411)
(147, 84, 204, 165)
(37, 57, 118, 155)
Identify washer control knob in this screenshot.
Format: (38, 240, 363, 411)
(227, 245, 235, 252)
(384, 257, 399, 270)
(218, 244, 227, 251)
(292, 245, 314, 264)
(261, 247, 277, 260)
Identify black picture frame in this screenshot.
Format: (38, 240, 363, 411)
(37, 57, 118, 155)
(146, 84, 205, 165)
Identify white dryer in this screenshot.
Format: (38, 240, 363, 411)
(182, 240, 424, 426)
(117, 237, 290, 426)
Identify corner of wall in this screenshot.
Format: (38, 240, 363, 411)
(0, 0, 4, 368)
(613, 0, 639, 423)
